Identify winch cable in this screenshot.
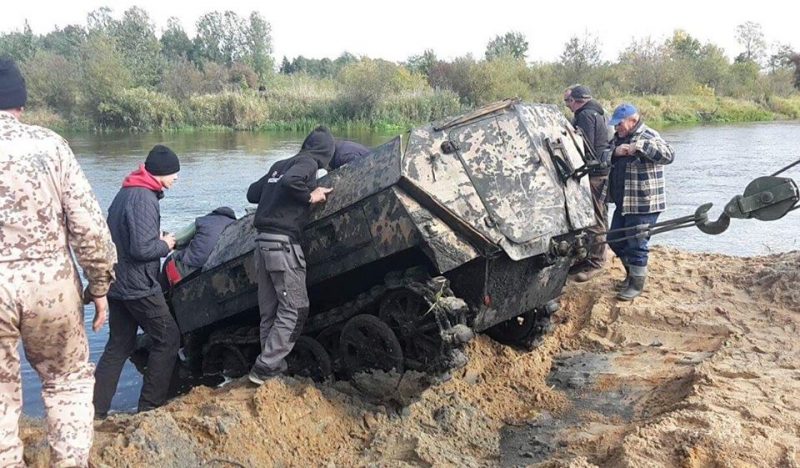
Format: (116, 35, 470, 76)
(589, 155, 800, 247)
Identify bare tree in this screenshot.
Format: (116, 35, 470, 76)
(559, 31, 602, 84)
(735, 21, 766, 65)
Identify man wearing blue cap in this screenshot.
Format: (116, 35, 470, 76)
(607, 103, 675, 300)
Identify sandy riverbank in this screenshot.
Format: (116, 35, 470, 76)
(21, 246, 800, 467)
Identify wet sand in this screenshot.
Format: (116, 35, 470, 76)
(21, 246, 800, 467)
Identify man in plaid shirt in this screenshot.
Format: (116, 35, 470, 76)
(607, 103, 675, 300)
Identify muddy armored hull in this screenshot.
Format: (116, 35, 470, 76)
(168, 99, 595, 381)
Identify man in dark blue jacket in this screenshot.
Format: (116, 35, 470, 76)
(246, 126, 334, 384)
(163, 207, 237, 287)
(331, 139, 372, 170)
(93, 145, 181, 416)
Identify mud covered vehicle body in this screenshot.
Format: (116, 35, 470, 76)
(167, 99, 596, 382)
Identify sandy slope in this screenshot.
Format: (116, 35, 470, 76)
(21, 246, 800, 467)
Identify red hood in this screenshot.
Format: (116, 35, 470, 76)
(122, 164, 163, 192)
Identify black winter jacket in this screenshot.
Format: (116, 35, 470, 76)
(173, 207, 236, 268)
(107, 187, 170, 300)
(573, 100, 611, 176)
(247, 127, 334, 241)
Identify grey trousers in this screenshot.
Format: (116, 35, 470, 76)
(251, 233, 309, 376)
(587, 175, 609, 268)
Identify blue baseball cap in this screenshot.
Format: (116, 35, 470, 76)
(609, 103, 638, 126)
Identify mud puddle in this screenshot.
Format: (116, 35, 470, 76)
(501, 345, 718, 466)
(500, 351, 642, 466)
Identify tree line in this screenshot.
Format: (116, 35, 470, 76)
(1, 8, 798, 131)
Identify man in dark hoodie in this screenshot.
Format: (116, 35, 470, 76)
(246, 126, 334, 384)
(93, 145, 181, 416)
(564, 85, 611, 282)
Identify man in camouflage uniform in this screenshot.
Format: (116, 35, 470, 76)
(0, 59, 117, 467)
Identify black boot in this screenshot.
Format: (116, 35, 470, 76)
(617, 265, 646, 301)
(615, 263, 631, 291)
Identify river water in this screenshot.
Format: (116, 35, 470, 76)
(20, 121, 800, 416)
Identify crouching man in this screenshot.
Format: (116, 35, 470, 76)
(162, 206, 237, 287)
(246, 126, 334, 384)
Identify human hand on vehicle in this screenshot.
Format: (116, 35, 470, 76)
(309, 187, 333, 204)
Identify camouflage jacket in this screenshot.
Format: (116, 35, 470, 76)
(609, 121, 675, 215)
(0, 111, 117, 296)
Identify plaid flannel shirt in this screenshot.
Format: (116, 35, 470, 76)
(610, 122, 675, 215)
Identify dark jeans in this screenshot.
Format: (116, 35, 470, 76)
(93, 293, 180, 414)
(607, 208, 660, 267)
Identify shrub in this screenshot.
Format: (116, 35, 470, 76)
(188, 91, 269, 129)
(336, 59, 428, 119)
(768, 96, 800, 119)
(263, 73, 337, 124)
(371, 89, 462, 128)
(97, 88, 184, 130)
(20, 106, 66, 130)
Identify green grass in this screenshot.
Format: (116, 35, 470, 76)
(600, 94, 799, 127)
(21, 89, 800, 133)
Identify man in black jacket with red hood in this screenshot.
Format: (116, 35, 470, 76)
(94, 145, 181, 416)
(246, 126, 334, 384)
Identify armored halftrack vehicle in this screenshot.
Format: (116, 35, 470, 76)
(165, 99, 597, 383)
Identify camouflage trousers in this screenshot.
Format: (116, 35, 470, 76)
(0, 255, 94, 467)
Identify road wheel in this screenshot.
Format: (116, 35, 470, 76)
(378, 289, 442, 371)
(339, 314, 404, 377)
(287, 336, 333, 382)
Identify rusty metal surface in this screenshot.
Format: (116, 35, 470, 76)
(304, 188, 420, 284)
(203, 215, 257, 272)
(172, 253, 258, 333)
(474, 254, 571, 331)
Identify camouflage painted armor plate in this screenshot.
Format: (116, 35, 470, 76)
(168, 100, 595, 379)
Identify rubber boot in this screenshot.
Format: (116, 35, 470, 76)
(617, 265, 646, 301)
(615, 263, 631, 291)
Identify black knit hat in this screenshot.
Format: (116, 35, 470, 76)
(145, 144, 180, 176)
(0, 59, 27, 110)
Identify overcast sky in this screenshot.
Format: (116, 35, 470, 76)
(2, 0, 797, 63)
